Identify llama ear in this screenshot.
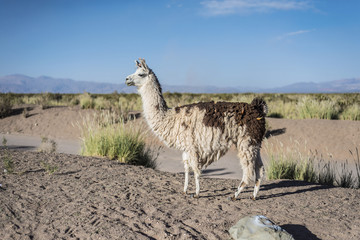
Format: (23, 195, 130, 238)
(135, 60, 141, 68)
(139, 58, 148, 70)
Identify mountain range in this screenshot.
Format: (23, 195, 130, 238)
(1, 74, 359, 94)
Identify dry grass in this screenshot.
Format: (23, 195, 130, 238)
(2, 92, 360, 120)
(78, 111, 158, 169)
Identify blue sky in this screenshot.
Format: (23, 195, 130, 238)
(0, 0, 359, 88)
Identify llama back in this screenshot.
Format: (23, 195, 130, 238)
(174, 99, 267, 144)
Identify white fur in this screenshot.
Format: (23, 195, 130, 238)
(126, 59, 265, 199)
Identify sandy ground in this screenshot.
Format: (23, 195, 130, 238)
(1, 105, 360, 239)
(1, 150, 359, 240)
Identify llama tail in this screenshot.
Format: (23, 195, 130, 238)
(251, 97, 268, 117)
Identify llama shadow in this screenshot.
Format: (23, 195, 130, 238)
(3, 107, 33, 118)
(0, 145, 37, 151)
(281, 224, 322, 240)
(55, 170, 82, 176)
(258, 180, 333, 200)
(265, 128, 286, 138)
(202, 168, 235, 177)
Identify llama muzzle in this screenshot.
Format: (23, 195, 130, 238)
(125, 77, 134, 86)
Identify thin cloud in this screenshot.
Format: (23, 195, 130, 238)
(167, 0, 184, 8)
(200, 0, 311, 16)
(277, 29, 315, 40)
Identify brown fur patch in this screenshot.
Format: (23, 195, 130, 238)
(181, 122, 188, 129)
(175, 100, 266, 144)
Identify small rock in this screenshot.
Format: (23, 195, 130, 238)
(229, 215, 294, 240)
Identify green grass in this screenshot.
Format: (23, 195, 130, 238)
(350, 148, 360, 188)
(265, 142, 360, 189)
(40, 161, 58, 175)
(266, 146, 317, 183)
(1, 137, 14, 174)
(79, 111, 158, 169)
(0, 93, 13, 118)
(340, 103, 360, 121)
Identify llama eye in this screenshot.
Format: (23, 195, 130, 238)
(138, 74, 146, 77)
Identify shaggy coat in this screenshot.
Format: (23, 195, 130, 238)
(126, 59, 267, 199)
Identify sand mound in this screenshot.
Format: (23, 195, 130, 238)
(1, 150, 359, 239)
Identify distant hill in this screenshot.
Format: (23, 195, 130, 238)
(0, 74, 132, 94)
(0, 74, 359, 93)
(266, 78, 360, 93)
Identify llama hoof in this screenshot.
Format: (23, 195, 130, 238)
(190, 194, 199, 198)
(251, 196, 257, 201)
(230, 196, 237, 201)
(183, 191, 187, 195)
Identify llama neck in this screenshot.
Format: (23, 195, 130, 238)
(138, 73, 168, 126)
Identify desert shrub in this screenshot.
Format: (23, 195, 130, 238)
(94, 97, 111, 110)
(229, 93, 256, 104)
(79, 111, 157, 169)
(340, 103, 360, 121)
(38, 137, 57, 153)
(268, 100, 297, 119)
(0, 93, 13, 118)
(117, 94, 142, 114)
(297, 96, 340, 120)
(36, 92, 52, 109)
(79, 92, 95, 109)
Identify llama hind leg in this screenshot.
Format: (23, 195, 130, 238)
(233, 145, 255, 200)
(234, 164, 250, 199)
(253, 154, 265, 200)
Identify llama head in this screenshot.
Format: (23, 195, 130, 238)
(125, 58, 151, 87)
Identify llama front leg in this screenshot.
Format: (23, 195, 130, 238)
(194, 171, 200, 197)
(190, 158, 201, 197)
(182, 152, 189, 194)
(183, 162, 189, 194)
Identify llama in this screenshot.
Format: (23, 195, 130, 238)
(125, 59, 267, 200)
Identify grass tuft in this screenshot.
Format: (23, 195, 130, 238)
(265, 140, 359, 188)
(38, 137, 57, 153)
(1, 137, 14, 174)
(40, 161, 58, 175)
(341, 103, 360, 121)
(79, 111, 158, 169)
(298, 96, 339, 120)
(350, 148, 360, 188)
(0, 93, 13, 118)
